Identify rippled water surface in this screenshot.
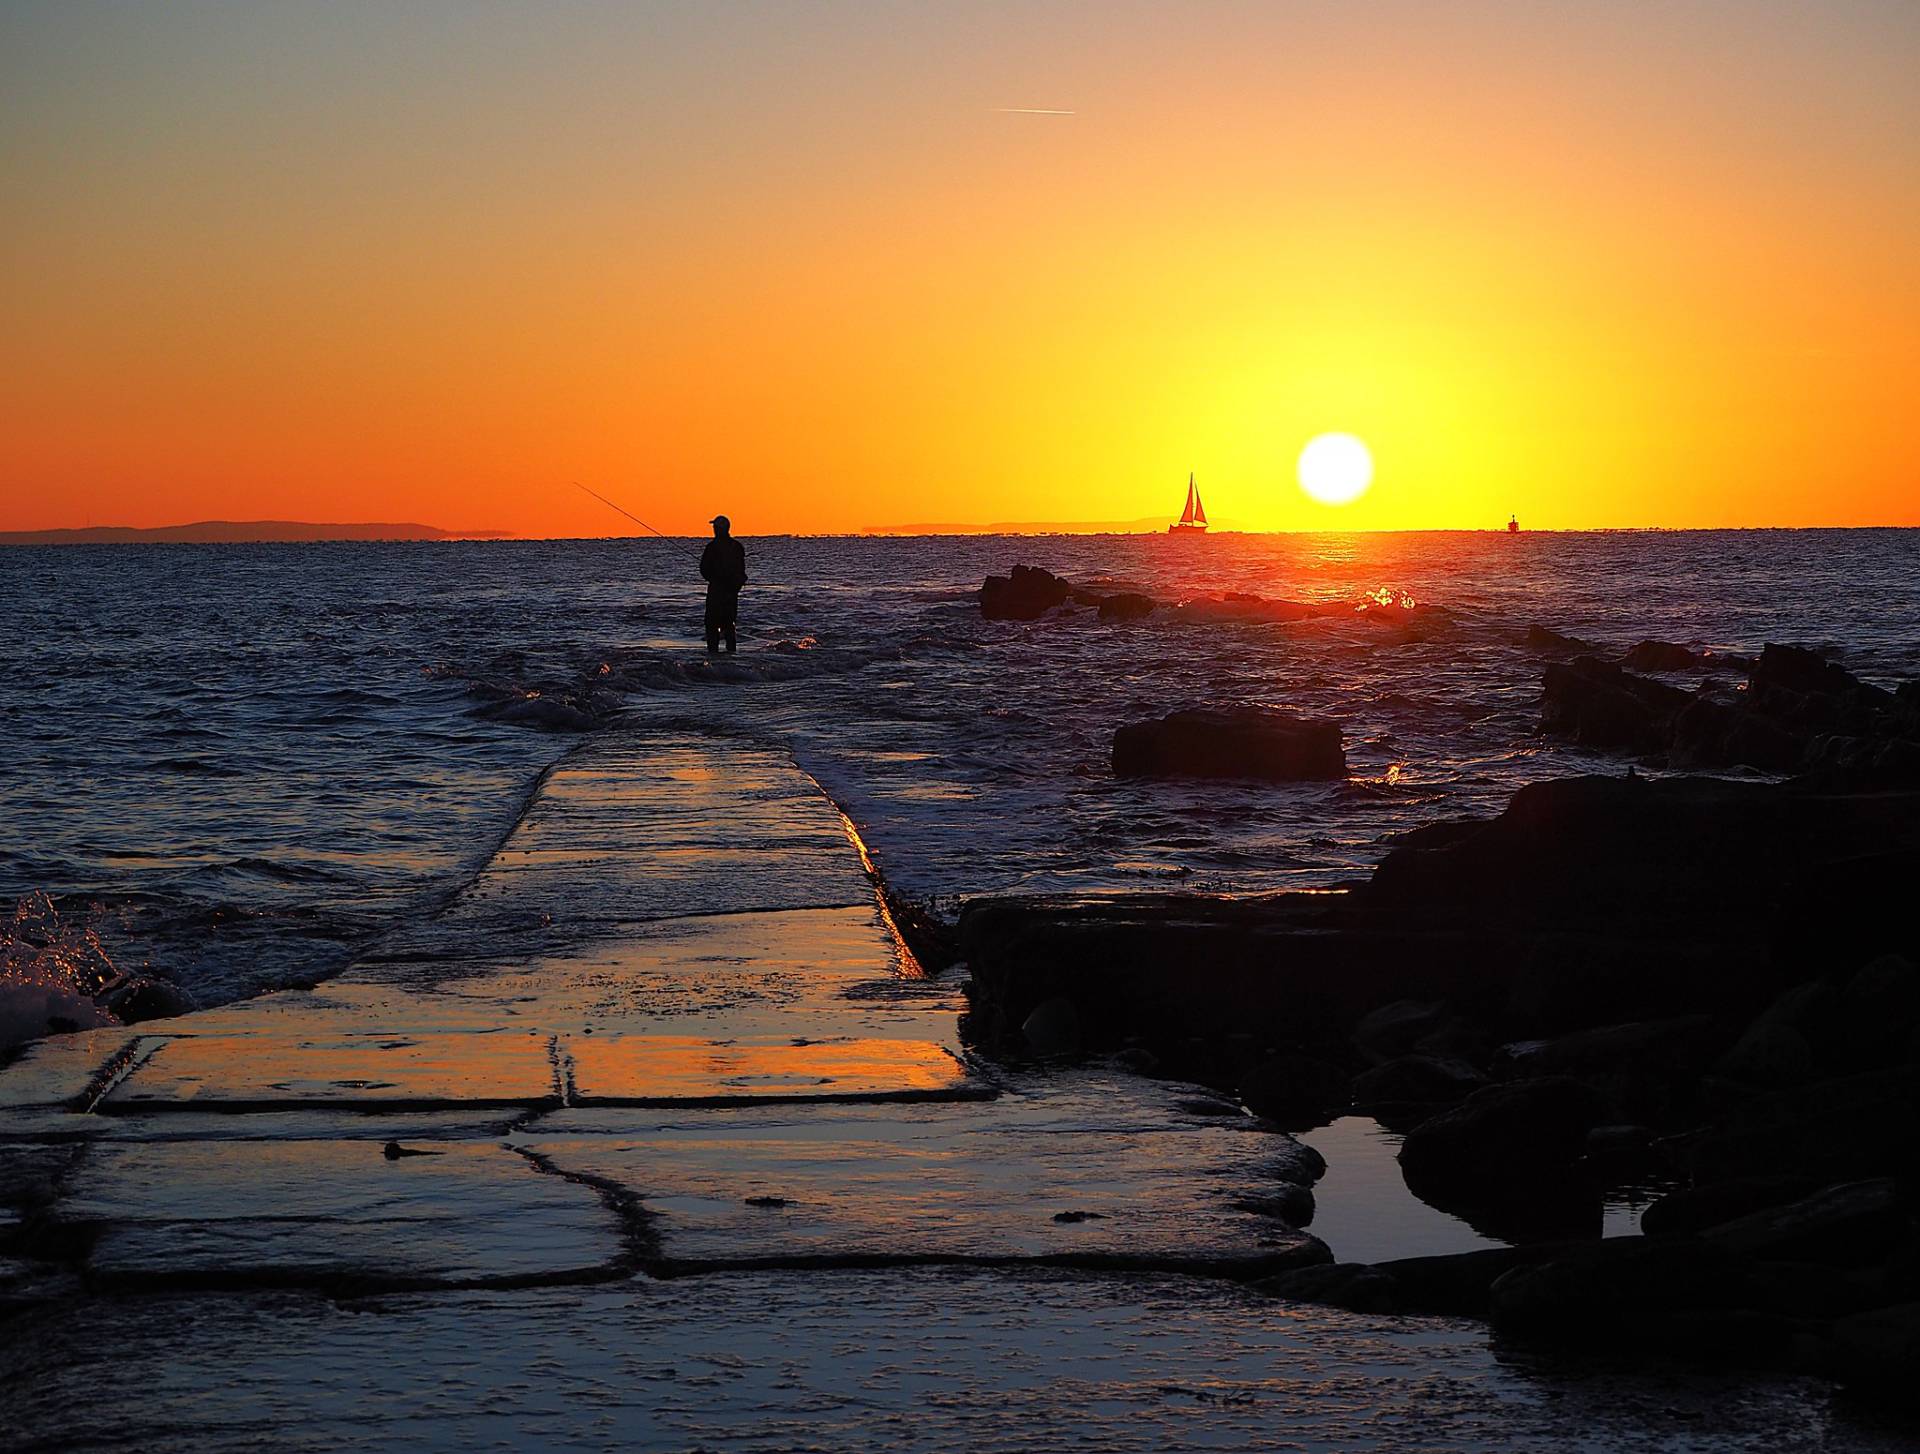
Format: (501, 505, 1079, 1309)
(4, 530, 1917, 1006)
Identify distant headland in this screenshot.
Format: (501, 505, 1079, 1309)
(0, 521, 509, 545)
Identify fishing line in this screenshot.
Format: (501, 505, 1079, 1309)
(573, 482, 702, 557)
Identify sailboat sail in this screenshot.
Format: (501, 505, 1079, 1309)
(1171, 472, 1209, 533)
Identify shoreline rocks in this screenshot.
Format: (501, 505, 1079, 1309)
(1539, 642, 1920, 781)
(957, 760, 1920, 1400)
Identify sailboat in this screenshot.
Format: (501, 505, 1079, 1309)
(1168, 473, 1208, 534)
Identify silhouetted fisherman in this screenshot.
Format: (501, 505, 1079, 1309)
(700, 514, 747, 654)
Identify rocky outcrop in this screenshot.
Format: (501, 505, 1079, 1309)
(1523, 624, 1592, 653)
(1539, 656, 1690, 753)
(1539, 642, 1920, 780)
(980, 564, 1075, 620)
(1112, 707, 1345, 782)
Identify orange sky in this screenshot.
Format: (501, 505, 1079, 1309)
(3, 2, 1916, 536)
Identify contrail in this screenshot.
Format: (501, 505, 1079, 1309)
(993, 107, 1076, 115)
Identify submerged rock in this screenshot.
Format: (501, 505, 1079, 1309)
(1112, 707, 1346, 782)
(1523, 624, 1592, 653)
(1096, 592, 1156, 622)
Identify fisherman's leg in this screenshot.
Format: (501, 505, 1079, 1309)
(705, 622, 721, 654)
(723, 622, 737, 653)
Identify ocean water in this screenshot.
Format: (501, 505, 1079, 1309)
(3, 530, 1917, 1011)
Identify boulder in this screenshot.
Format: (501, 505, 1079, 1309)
(1257, 1262, 1399, 1313)
(1352, 999, 1451, 1065)
(1351, 1054, 1485, 1109)
(1095, 592, 1156, 622)
(1752, 643, 1874, 702)
(1019, 995, 1082, 1057)
(1487, 1235, 1755, 1339)
(980, 564, 1072, 621)
(1836, 955, 1920, 1067)
(1494, 1016, 1719, 1080)
(1112, 707, 1345, 782)
(1259, 1243, 1589, 1318)
(1669, 694, 1808, 772)
(1699, 1179, 1904, 1266)
(1398, 1076, 1610, 1191)
(1624, 639, 1703, 672)
(1540, 656, 1689, 754)
(1820, 1302, 1920, 1399)
(1714, 1019, 1816, 1088)
(1685, 1064, 1920, 1186)
(1642, 1175, 1820, 1238)
(97, 975, 195, 1024)
(1239, 1054, 1352, 1125)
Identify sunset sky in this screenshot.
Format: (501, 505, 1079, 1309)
(3, 1, 1916, 536)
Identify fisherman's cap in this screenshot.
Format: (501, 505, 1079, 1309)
(711, 515, 730, 529)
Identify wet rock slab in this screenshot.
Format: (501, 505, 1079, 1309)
(61, 1138, 623, 1288)
(531, 1076, 1327, 1274)
(7, 1269, 1906, 1454)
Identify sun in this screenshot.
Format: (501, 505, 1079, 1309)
(1297, 433, 1374, 505)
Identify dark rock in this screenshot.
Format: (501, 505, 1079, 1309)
(1524, 624, 1591, 653)
(1399, 1077, 1610, 1191)
(1540, 656, 1689, 754)
(1495, 1016, 1719, 1080)
(1258, 1262, 1399, 1313)
(1020, 995, 1082, 1057)
(1714, 1019, 1816, 1088)
(1699, 1179, 1904, 1266)
(1239, 1054, 1351, 1125)
(1095, 592, 1156, 622)
(1669, 694, 1809, 772)
(1051, 1209, 1106, 1223)
(98, 975, 195, 1024)
(1836, 955, 1919, 1067)
(980, 564, 1072, 621)
(1351, 1054, 1485, 1109)
(1624, 639, 1703, 672)
(744, 1195, 792, 1208)
(1580, 1123, 1656, 1179)
(1232, 1183, 1317, 1227)
(1642, 1175, 1821, 1238)
(1685, 1064, 1920, 1186)
(1820, 1301, 1920, 1399)
(1112, 707, 1345, 782)
(1259, 1243, 1587, 1317)
(1752, 643, 1874, 701)
(1352, 1000, 1451, 1065)
(1488, 1235, 1755, 1339)
(1366, 773, 1920, 965)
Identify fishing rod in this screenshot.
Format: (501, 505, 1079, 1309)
(574, 481, 702, 556)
